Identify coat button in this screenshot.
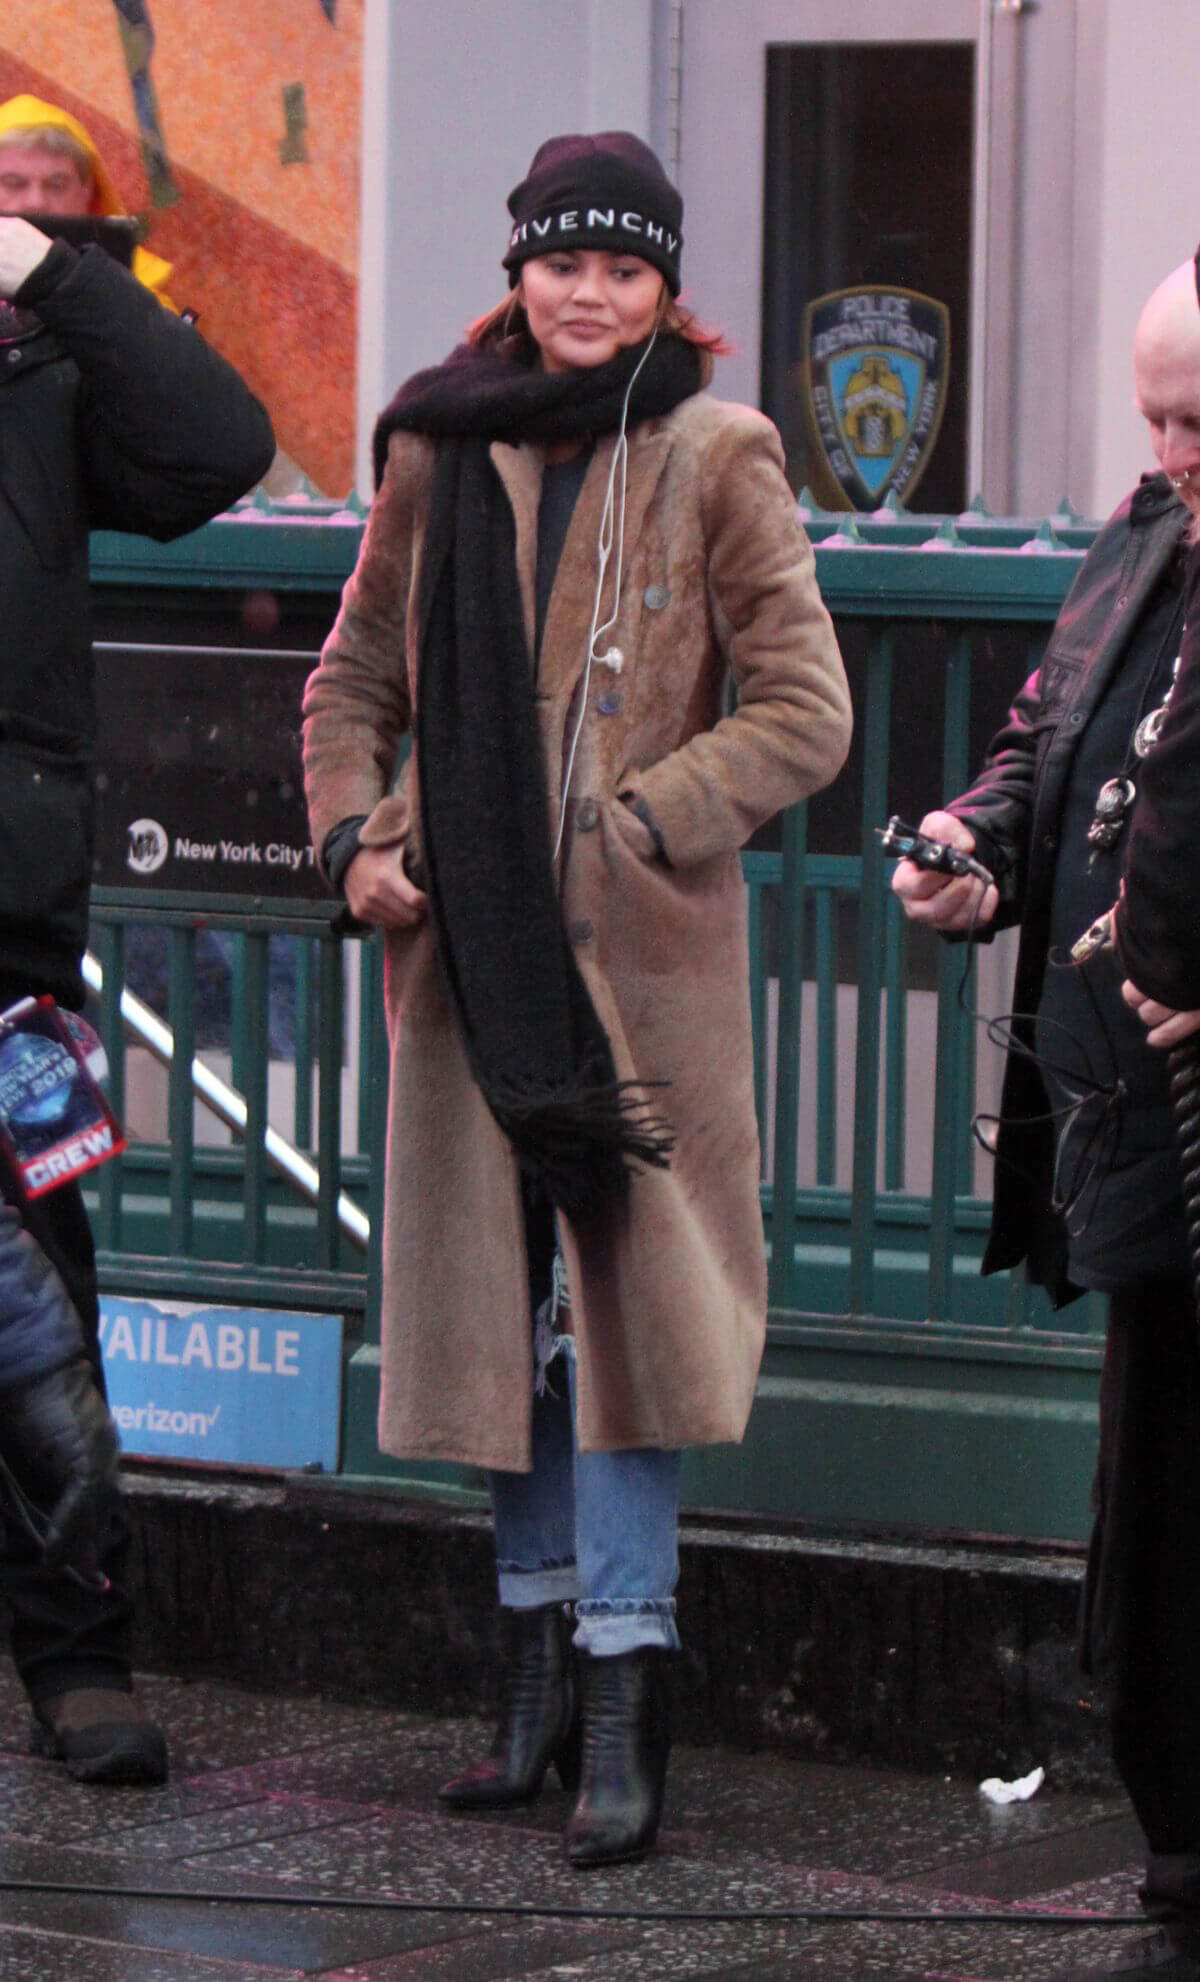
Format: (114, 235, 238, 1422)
(6, 349, 20, 364)
(567, 918, 594, 944)
(597, 692, 621, 715)
(643, 583, 670, 610)
(576, 798, 600, 830)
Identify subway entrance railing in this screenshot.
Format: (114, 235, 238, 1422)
(86, 494, 1107, 1542)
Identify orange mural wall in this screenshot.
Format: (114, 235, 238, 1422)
(1, 1, 362, 495)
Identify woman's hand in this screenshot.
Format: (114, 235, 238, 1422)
(614, 794, 660, 862)
(344, 845, 428, 929)
(890, 810, 999, 932)
(1120, 978, 1200, 1050)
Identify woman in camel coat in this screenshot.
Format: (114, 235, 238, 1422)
(303, 130, 850, 1867)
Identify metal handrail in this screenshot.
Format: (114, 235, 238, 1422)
(81, 951, 370, 1251)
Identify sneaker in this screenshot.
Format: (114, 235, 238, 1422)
(1041, 1928, 1200, 1980)
(31, 1687, 168, 1785)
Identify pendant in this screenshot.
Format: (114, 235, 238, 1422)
(1134, 704, 1168, 757)
(1071, 909, 1116, 964)
(1133, 652, 1181, 757)
(1086, 775, 1136, 852)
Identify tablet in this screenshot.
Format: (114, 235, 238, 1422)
(23, 213, 139, 267)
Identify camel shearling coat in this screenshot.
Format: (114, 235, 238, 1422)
(303, 390, 851, 1470)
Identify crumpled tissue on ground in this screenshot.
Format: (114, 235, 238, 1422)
(978, 1764, 1045, 1805)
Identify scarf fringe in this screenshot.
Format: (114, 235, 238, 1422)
(488, 1073, 675, 1222)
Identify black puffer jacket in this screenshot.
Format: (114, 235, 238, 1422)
(946, 473, 1188, 1303)
(0, 238, 274, 1004)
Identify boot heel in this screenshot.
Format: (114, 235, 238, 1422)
(438, 1603, 576, 1811)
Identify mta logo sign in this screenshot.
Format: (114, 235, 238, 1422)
(126, 817, 168, 875)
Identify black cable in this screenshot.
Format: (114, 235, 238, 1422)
(1023, 953, 1127, 1234)
(0, 1875, 1147, 1927)
(879, 823, 1126, 1206)
(912, 855, 1127, 1226)
(971, 997, 1126, 1229)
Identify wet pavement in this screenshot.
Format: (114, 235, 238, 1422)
(0, 1657, 1155, 1980)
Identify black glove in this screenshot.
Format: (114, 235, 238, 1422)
(2, 1356, 120, 1573)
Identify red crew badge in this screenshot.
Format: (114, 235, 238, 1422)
(0, 999, 125, 1198)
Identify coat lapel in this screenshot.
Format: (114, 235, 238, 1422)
(489, 440, 542, 656)
(490, 421, 675, 854)
(537, 421, 674, 706)
(1081, 498, 1186, 707)
(489, 423, 676, 689)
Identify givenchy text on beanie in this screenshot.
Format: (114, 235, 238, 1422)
(503, 131, 683, 296)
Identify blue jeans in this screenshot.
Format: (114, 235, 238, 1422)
(487, 1335, 682, 1657)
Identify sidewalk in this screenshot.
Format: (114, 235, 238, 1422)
(0, 1656, 1150, 1982)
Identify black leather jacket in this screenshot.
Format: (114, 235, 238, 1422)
(947, 473, 1188, 1302)
(0, 239, 274, 1004)
(1113, 539, 1200, 1008)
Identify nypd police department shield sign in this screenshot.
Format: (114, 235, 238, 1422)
(803, 285, 951, 509)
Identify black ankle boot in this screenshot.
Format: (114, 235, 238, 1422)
(566, 1647, 671, 1867)
(438, 1603, 580, 1809)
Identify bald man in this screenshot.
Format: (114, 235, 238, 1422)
(1116, 257, 1200, 1039)
(893, 260, 1200, 1982)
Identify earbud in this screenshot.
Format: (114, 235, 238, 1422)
(596, 646, 624, 673)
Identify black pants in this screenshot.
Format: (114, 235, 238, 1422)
(1084, 1276, 1200, 1931)
(1, 1178, 133, 1705)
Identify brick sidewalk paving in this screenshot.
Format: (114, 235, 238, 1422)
(0, 1660, 1149, 1981)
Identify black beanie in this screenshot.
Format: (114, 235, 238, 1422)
(502, 131, 683, 296)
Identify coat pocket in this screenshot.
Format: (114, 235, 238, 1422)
(608, 793, 659, 864)
(593, 799, 741, 983)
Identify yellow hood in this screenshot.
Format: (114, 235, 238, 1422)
(0, 94, 174, 304)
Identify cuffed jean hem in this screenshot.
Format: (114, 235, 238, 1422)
(574, 1598, 681, 1656)
(497, 1566, 580, 1608)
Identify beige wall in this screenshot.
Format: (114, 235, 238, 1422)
(1082, 0, 1199, 518)
(356, 0, 1197, 517)
(356, 0, 656, 494)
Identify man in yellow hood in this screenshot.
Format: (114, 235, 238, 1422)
(0, 93, 173, 304)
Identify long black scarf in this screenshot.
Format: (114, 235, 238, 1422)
(375, 334, 702, 1222)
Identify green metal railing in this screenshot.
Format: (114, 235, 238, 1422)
(86, 495, 1108, 1538)
(87, 907, 374, 1310)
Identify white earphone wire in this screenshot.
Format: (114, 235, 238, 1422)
(553, 329, 658, 864)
